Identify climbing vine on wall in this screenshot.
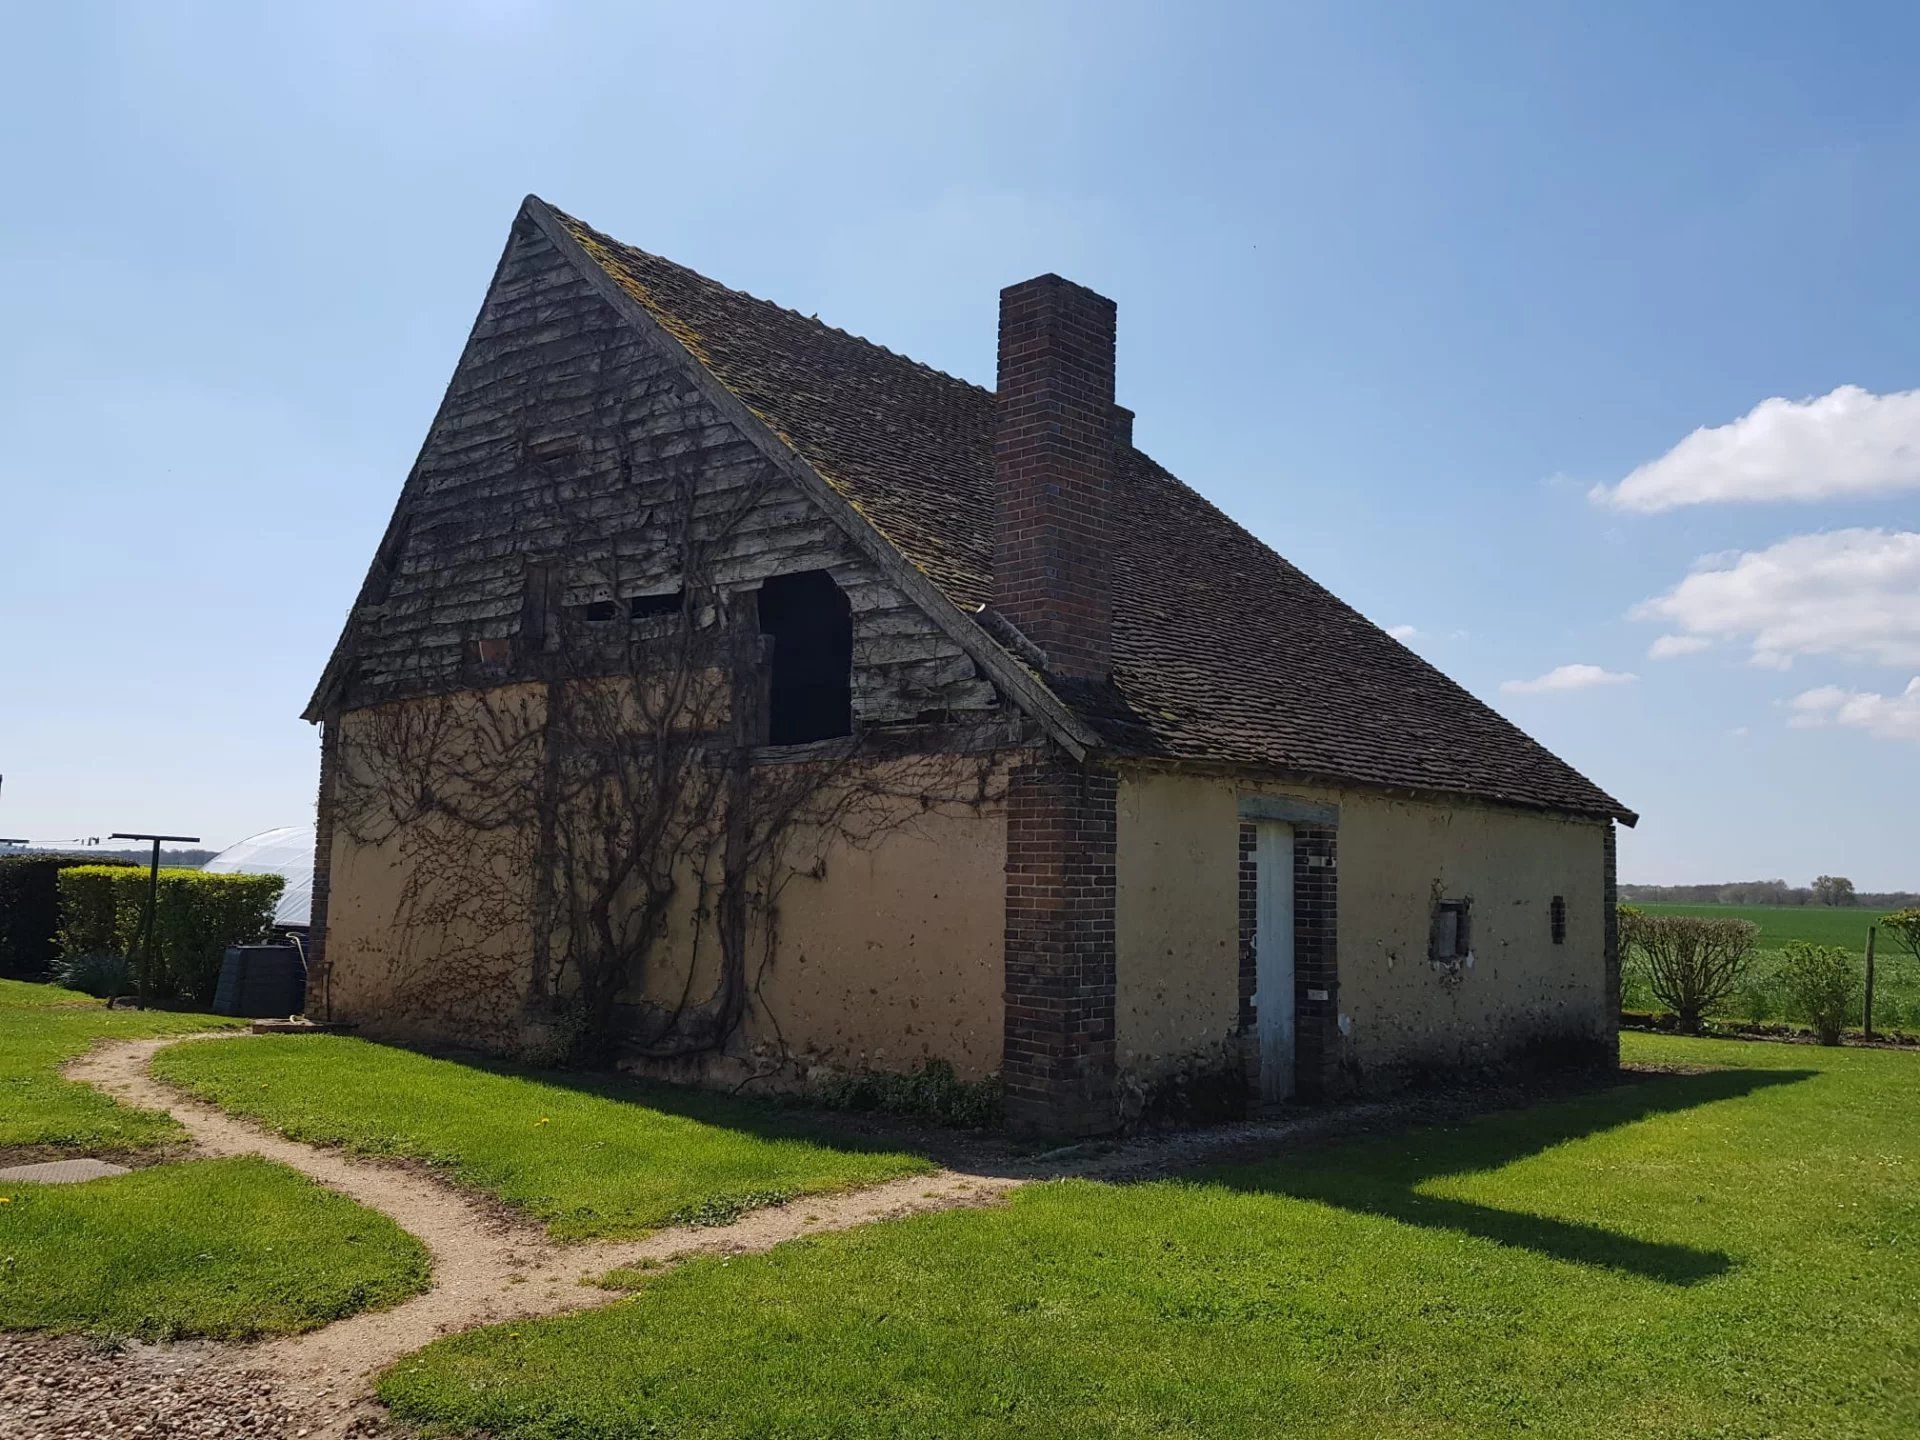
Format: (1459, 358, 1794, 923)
(329, 373, 1004, 1065)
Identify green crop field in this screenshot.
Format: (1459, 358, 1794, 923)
(1625, 903, 1918, 1031)
(1633, 903, 1881, 952)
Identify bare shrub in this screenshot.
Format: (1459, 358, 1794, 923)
(1619, 910, 1759, 1033)
(1778, 940, 1859, 1045)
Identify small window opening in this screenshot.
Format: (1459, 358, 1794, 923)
(1550, 895, 1567, 945)
(758, 570, 852, 745)
(571, 599, 617, 624)
(1429, 898, 1472, 963)
(628, 589, 683, 620)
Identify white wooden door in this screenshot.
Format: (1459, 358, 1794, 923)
(1255, 820, 1295, 1103)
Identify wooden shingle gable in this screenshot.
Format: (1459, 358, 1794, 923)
(305, 200, 1089, 756)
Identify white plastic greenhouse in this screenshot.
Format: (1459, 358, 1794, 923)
(201, 825, 315, 930)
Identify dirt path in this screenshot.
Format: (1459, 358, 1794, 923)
(29, 1033, 1433, 1437)
(55, 1033, 1026, 1436)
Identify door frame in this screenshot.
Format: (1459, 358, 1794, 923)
(1237, 793, 1340, 1106)
(1254, 819, 1295, 1102)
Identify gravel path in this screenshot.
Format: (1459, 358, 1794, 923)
(17, 1032, 1418, 1437)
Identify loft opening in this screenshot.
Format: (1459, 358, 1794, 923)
(758, 570, 852, 745)
(629, 588, 683, 620)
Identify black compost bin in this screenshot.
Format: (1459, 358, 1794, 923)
(212, 944, 307, 1018)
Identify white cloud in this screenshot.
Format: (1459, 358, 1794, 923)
(1387, 623, 1420, 641)
(1591, 385, 1920, 512)
(1648, 634, 1711, 660)
(1633, 528, 1920, 669)
(1787, 679, 1920, 743)
(1500, 664, 1639, 695)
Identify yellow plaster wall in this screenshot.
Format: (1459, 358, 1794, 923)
(750, 790, 1006, 1080)
(1114, 773, 1241, 1078)
(1114, 769, 1611, 1086)
(323, 689, 545, 1049)
(322, 689, 1006, 1078)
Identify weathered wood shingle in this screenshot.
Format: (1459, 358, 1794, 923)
(317, 214, 998, 726)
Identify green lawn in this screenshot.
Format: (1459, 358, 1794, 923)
(381, 1034, 1920, 1440)
(0, 979, 430, 1339)
(1629, 902, 1920, 1031)
(0, 978, 245, 1155)
(0, 1155, 429, 1339)
(153, 1034, 935, 1240)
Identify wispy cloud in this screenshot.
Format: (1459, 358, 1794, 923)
(1501, 664, 1639, 695)
(1386, 623, 1420, 641)
(1590, 385, 1920, 512)
(1787, 679, 1920, 743)
(1648, 634, 1711, 660)
(1632, 528, 1920, 669)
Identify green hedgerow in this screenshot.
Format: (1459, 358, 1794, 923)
(56, 867, 282, 1002)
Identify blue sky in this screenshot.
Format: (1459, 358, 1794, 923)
(2, 2, 1915, 886)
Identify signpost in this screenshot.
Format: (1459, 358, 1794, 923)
(110, 832, 201, 1008)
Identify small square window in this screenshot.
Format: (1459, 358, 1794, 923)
(1550, 895, 1567, 945)
(571, 599, 617, 623)
(1429, 898, 1471, 962)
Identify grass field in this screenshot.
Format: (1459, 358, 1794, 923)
(0, 1155, 429, 1339)
(154, 1034, 936, 1240)
(380, 1033, 1920, 1439)
(0, 977, 245, 1155)
(1627, 903, 1920, 1030)
(0, 979, 431, 1338)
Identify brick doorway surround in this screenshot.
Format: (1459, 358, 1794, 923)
(1237, 795, 1340, 1103)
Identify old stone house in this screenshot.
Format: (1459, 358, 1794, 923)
(306, 195, 1635, 1135)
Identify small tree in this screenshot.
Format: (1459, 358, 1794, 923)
(1619, 910, 1759, 1033)
(1881, 909, 1920, 967)
(1778, 940, 1859, 1045)
(1812, 875, 1856, 907)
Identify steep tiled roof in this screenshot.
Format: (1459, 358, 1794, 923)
(557, 207, 1632, 823)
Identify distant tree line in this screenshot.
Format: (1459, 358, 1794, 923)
(1619, 877, 1919, 908)
(0, 845, 218, 868)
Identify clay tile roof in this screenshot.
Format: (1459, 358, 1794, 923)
(557, 207, 1633, 824)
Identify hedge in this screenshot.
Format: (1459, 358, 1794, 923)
(56, 866, 285, 1002)
(0, 854, 138, 980)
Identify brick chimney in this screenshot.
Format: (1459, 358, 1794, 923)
(993, 275, 1117, 681)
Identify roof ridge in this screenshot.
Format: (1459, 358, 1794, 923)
(546, 203, 996, 399)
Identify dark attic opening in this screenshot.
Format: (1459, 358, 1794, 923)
(757, 570, 853, 745)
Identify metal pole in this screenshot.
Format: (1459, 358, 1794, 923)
(1863, 925, 1876, 1040)
(140, 840, 161, 1006)
(109, 833, 200, 1008)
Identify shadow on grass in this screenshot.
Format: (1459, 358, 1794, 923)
(1202, 1066, 1814, 1286)
(383, 1038, 975, 1165)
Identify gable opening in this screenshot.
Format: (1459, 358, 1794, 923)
(758, 570, 852, 745)
(628, 589, 683, 620)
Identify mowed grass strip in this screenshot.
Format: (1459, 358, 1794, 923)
(380, 1035, 1920, 1440)
(0, 1155, 430, 1339)
(0, 978, 243, 1154)
(153, 1035, 934, 1240)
